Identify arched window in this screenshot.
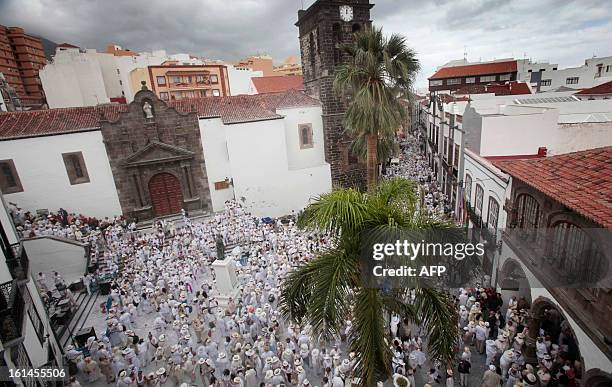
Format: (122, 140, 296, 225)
(464, 174, 472, 204)
(487, 197, 499, 229)
(474, 184, 484, 214)
(298, 124, 313, 149)
(550, 222, 606, 283)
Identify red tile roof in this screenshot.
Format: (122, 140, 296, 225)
(493, 147, 612, 228)
(575, 80, 612, 95)
(57, 43, 80, 49)
(251, 75, 304, 94)
(455, 81, 532, 96)
(0, 105, 126, 140)
(170, 89, 319, 124)
(0, 90, 320, 139)
(430, 60, 517, 80)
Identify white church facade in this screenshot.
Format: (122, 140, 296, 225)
(0, 87, 331, 219)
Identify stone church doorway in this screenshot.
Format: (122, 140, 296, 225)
(148, 172, 183, 216)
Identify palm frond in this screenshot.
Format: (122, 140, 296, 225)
(350, 287, 391, 386)
(297, 188, 369, 237)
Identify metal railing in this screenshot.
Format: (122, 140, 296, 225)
(0, 280, 25, 344)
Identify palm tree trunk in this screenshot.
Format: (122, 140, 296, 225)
(366, 132, 378, 191)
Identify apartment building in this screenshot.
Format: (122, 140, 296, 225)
(428, 59, 518, 93)
(0, 25, 46, 108)
(147, 63, 231, 101)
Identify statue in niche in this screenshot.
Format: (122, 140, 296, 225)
(143, 101, 154, 119)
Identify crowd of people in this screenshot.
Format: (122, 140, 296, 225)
(384, 134, 453, 222)
(11, 133, 583, 387)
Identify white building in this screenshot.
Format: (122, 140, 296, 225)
(0, 193, 64, 380)
(517, 55, 612, 92)
(226, 65, 263, 95)
(463, 97, 612, 157)
(0, 90, 331, 219)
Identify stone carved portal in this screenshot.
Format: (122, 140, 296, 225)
(100, 87, 211, 220)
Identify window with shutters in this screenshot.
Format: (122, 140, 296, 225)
(0, 159, 23, 194)
(475, 184, 484, 214)
(487, 197, 499, 230)
(62, 152, 90, 185)
(464, 174, 472, 204)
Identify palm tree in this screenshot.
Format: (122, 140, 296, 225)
(334, 25, 420, 191)
(280, 178, 459, 386)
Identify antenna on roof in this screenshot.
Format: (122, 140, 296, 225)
(463, 46, 467, 62)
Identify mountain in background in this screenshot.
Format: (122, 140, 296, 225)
(39, 36, 58, 61)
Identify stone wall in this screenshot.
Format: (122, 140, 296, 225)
(297, 0, 372, 189)
(100, 86, 210, 219)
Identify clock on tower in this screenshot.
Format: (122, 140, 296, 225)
(339, 5, 354, 22)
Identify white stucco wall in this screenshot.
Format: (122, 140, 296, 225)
(90, 51, 123, 99)
(227, 66, 263, 96)
(199, 115, 331, 217)
(40, 54, 110, 108)
(0, 131, 122, 218)
(556, 122, 612, 154)
(278, 106, 326, 170)
(479, 108, 558, 156)
(199, 118, 236, 212)
(115, 53, 165, 102)
(463, 150, 509, 229)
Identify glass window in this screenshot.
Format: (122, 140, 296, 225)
(429, 79, 443, 86)
(487, 197, 499, 229)
(159, 92, 169, 101)
(465, 77, 476, 84)
(210, 74, 219, 84)
(566, 77, 579, 85)
(479, 75, 496, 82)
(156, 76, 166, 86)
(299, 124, 313, 149)
(464, 174, 472, 204)
(172, 76, 181, 84)
(541, 79, 552, 86)
(212, 89, 220, 97)
(499, 73, 511, 81)
(475, 184, 484, 214)
(62, 152, 90, 185)
(446, 78, 461, 85)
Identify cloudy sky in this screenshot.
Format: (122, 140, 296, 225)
(1, 0, 611, 88)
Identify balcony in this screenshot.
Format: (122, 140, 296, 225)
(6, 243, 29, 281)
(0, 280, 25, 346)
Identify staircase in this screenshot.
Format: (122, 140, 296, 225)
(56, 290, 99, 347)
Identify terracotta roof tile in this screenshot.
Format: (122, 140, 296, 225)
(251, 75, 304, 94)
(0, 105, 126, 140)
(493, 147, 612, 228)
(170, 89, 319, 124)
(575, 80, 612, 96)
(455, 81, 532, 96)
(430, 60, 517, 80)
(0, 90, 320, 139)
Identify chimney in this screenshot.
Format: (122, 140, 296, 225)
(537, 147, 547, 157)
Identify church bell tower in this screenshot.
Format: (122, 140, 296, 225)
(296, 0, 374, 189)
